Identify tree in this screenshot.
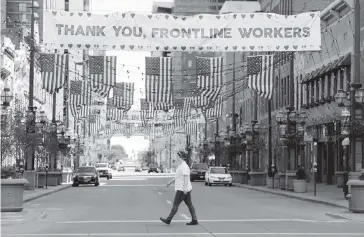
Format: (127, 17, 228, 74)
(110, 144, 127, 159)
(137, 149, 155, 165)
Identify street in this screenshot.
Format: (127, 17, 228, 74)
(2, 171, 364, 237)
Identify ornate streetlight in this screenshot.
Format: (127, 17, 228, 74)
(335, 86, 364, 198)
(1, 88, 13, 107)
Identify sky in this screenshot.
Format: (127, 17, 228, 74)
(91, 0, 172, 157)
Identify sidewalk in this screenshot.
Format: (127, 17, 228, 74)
(233, 182, 348, 209)
(24, 183, 72, 203)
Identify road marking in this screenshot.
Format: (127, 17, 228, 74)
(99, 185, 165, 187)
(158, 192, 162, 195)
(55, 219, 347, 224)
(166, 200, 172, 205)
(1, 219, 25, 222)
(108, 178, 147, 181)
(99, 183, 107, 186)
(3, 233, 364, 236)
(180, 214, 189, 220)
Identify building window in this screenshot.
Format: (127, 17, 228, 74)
(19, 3, 27, 12)
(327, 75, 331, 97)
(21, 14, 28, 22)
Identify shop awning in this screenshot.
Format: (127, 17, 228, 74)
(301, 53, 351, 84)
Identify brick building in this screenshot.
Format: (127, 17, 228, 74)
(237, 0, 364, 188)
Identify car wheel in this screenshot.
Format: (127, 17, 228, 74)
(72, 183, 79, 187)
(148, 171, 151, 173)
(224, 184, 227, 186)
(110, 175, 112, 179)
(95, 181, 100, 186)
(229, 183, 232, 187)
(107, 176, 110, 180)
(208, 180, 212, 186)
(204, 181, 207, 186)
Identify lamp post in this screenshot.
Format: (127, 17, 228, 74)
(0, 89, 13, 166)
(335, 87, 364, 198)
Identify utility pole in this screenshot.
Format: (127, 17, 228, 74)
(350, 0, 361, 173)
(25, 0, 36, 171)
(231, 52, 237, 169)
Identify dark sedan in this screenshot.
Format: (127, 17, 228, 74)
(72, 166, 100, 187)
(148, 164, 158, 173)
(190, 163, 208, 181)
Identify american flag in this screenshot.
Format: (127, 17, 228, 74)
(89, 56, 117, 97)
(140, 99, 155, 121)
(184, 121, 198, 136)
(113, 82, 134, 110)
(145, 57, 172, 104)
(70, 80, 83, 118)
(41, 53, 68, 93)
(206, 96, 223, 121)
(154, 102, 173, 111)
(247, 55, 274, 100)
(196, 57, 223, 108)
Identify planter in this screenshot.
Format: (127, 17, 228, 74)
(293, 179, 307, 193)
(230, 171, 248, 184)
(286, 173, 296, 191)
(335, 171, 346, 188)
(248, 171, 266, 186)
(46, 172, 60, 186)
(347, 180, 364, 213)
(23, 170, 36, 190)
(62, 171, 73, 183)
(240, 171, 248, 184)
(267, 176, 278, 188)
(36, 172, 46, 188)
(278, 173, 286, 190)
(1, 179, 29, 212)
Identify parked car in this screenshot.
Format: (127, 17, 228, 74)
(205, 166, 232, 186)
(72, 166, 100, 187)
(135, 165, 142, 172)
(118, 166, 125, 172)
(148, 164, 159, 173)
(190, 163, 208, 181)
(142, 166, 149, 171)
(95, 163, 113, 180)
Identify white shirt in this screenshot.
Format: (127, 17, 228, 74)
(174, 161, 192, 192)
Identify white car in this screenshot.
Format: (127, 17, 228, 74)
(95, 163, 113, 180)
(205, 166, 232, 186)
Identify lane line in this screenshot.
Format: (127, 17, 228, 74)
(180, 214, 190, 220)
(98, 185, 165, 187)
(3, 233, 364, 236)
(107, 178, 147, 181)
(166, 200, 172, 205)
(54, 219, 347, 224)
(158, 192, 162, 195)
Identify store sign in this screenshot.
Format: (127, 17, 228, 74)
(43, 10, 321, 52)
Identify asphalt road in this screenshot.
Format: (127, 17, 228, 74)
(2, 171, 364, 237)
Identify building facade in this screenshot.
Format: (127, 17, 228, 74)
(238, 0, 364, 189)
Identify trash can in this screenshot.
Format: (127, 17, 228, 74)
(347, 180, 364, 213)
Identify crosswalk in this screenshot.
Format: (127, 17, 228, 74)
(1, 213, 25, 222)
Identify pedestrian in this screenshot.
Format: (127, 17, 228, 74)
(160, 150, 198, 226)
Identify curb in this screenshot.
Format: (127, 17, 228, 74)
(24, 184, 72, 203)
(233, 183, 347, 209)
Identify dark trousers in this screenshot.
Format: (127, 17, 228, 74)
(167, 190, 197, 221)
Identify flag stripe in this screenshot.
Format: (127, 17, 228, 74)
(247, 55, 274, 100)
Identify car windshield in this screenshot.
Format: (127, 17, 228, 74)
(95, 164, 107, 168)
(77, 167, 96, 173)
(192, 163, 208, 170)
(210, 168, 228, 174)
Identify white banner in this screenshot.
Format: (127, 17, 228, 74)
(43, 10, 321, 52)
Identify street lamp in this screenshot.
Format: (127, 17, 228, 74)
(1, 88, 13, 107)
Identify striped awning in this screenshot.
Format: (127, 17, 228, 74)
(301, 53, 351, 84)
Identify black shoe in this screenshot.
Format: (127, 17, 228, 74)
(160, 217, 171, 225)
(186, 220, 198, 225)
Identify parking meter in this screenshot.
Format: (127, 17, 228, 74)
(313, 162, 317, 196)
(45, 164, 49, 189)
(271, 164, 276, 189)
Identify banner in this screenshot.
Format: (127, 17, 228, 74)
(43, 10, 321, 52)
